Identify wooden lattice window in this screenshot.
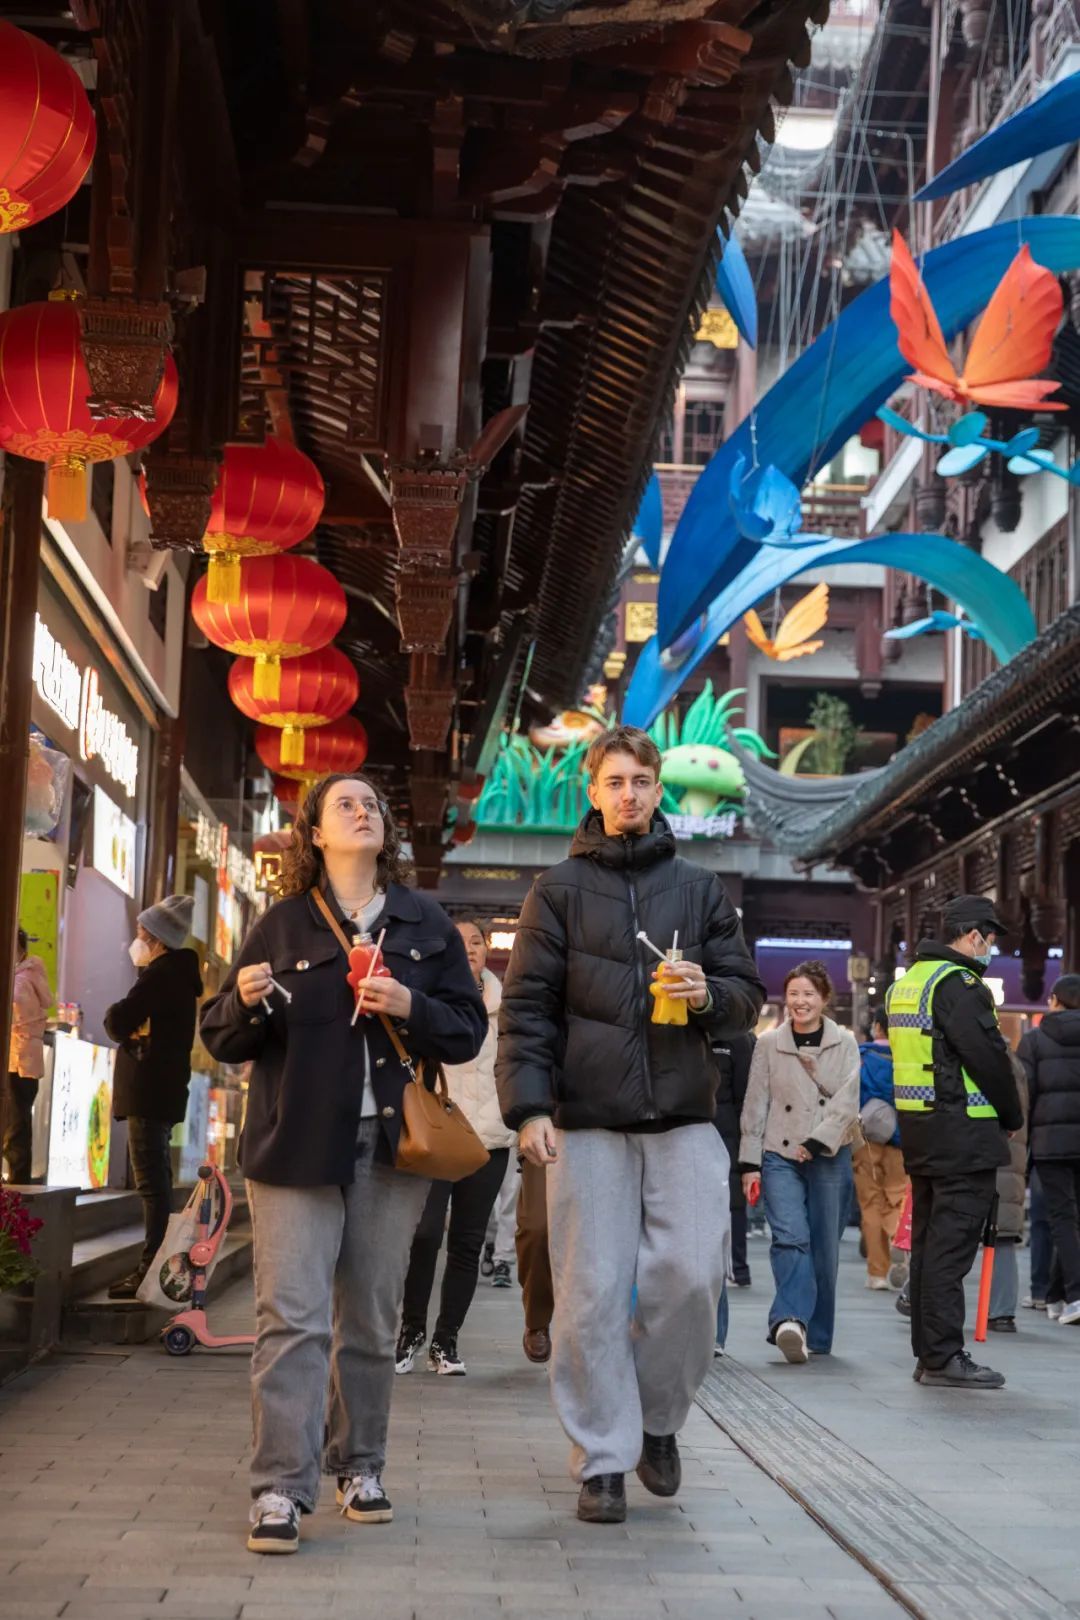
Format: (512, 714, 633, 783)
(961, 520, 1072, 695)
(682, 399, 725, 466)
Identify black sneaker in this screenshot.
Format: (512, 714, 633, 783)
(988, 1316, 1017, 1333)
(919, 1350, 1005, 1389)
(428, 1333, 466, 1375)
(732, 1270, 752, 1288)
(491, 1261, 512, 1289)
(247, 1491, 301, 1554)
(577, 1473, 626, 1523)
(895, 1286, 912, 1318)
(336, 1471, 393, 1524)
(395, 1325, 425, 1375)
(913, 1361, 924, 1382)
(108, 1269, 146, 1301)
(637, 1432, 681, 1497)
(479, 1240, 495, 1279)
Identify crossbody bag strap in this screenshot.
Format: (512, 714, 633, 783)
(311, 886, 421, 1081)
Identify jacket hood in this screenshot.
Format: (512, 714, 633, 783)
(480, 967, 502, 1016)
(914, 939, 988, 978)
(570, 809, 677, 871)
(143, 945, 203, 996)
(16, 955, 51, 997)
(1039, 1007, 1080, 1047)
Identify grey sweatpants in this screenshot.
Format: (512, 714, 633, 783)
(246, 1121, 430, 1510)
(547, 1123, 730, 1481)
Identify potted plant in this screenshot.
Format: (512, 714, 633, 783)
(0, 1188, 43, 1343)
(807, 692, 857, 776)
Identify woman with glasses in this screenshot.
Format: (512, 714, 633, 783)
(201, 774, 486, 1556)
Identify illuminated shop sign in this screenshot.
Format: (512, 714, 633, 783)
(194, 812, 257, 904)
(32, 614, 140, 799)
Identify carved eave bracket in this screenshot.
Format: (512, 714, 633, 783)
(388, 460, 472, 568)
(144, 453, 220, 553)
(396, 567, 460, 656)
(78, 297, 174, 420)
(405, 654, 456, 753)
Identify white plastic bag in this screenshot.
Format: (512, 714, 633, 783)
(137, 1180, 221, 1309)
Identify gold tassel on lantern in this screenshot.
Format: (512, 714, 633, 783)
(280, 725, 306, 767)
(253, 653, 282, 701)
(46, 454, 89, 521)
(206, 551, 242, 605)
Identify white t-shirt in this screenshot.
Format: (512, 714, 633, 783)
(349, 892, 387, 1120)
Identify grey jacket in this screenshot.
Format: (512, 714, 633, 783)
(739, 1016, 861, 1167)
(996, 1053, 1028, 1242)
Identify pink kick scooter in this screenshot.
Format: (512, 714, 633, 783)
(161, 1164, 255, 1355)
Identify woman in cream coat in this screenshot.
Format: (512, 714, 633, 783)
(396, 919, 516, 1376)
(740, 960, 860, 1363)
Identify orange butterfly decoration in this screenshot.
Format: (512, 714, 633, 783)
(744, 582, 829, 662)
(890, 230, 1065, 411)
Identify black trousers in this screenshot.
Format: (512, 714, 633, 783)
(909, 1168, 996, 1368)
(127, 1117, 174, 1271)
(1, 1072, 38, 1184)
(1035, 1158, 1080, 1303)
(721, 1131, 750, 1282)
(402, 1147, 509, 1338)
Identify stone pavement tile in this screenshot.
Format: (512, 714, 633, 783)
(0, 1607, 67, 1620)
(60, 1607, 240, 1620)
(0, 1582, 87, 1601)
(68, 1591, 166, 1607)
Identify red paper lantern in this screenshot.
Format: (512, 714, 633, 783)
(0, 297, 178, 520)
(457, 777, 485, 803)
(191, 554, 346, 702)
(256, 715, 369, 780)
(203, 436, 325, 605)
(452, 821, 477, 847)
(229, 646, 359, 767)
(0, 23, 97, 235)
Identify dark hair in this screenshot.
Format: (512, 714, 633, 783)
(1050, 974, 1080, 1010)
(454, 916, 489, 945)
(871, 1003, 889, 1035)
(17, 927, 27, 954)
(585, 724, 662, 784)
(278, 772, 413, 898)
(783, 959, 834, 1005)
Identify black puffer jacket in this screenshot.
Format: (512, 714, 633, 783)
(105, 947, 203, 1125)
(1019, 1008, 1080, 1161)
(496, 811, 764, 1131)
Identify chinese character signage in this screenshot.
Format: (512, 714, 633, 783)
(33, 614, 140, 799)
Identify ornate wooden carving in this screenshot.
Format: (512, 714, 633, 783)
(410, 775, 448, 827)
(395, 567, 459, 655)
(78, 297, 173, 420)
(144, 454, 220, 552)
(387, 462, 471, 566)
(405, 655, 456, 752)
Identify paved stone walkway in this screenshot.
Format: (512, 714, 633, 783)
(0, 1257, 905, 1620)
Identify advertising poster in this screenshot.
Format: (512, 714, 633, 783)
(19, 870, 60, 1013)
(47, 1033, 115, 1190)
(92, 785, 138, 898)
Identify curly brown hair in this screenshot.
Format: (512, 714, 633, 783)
(783, 959, 834, 1005)
(278, 772, 413, 898)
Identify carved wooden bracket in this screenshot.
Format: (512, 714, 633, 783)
(78, 297, 174, 420)
(396, 566, 459, 655)
(387, 461, 471, 566)
(145, 454, 220, 553)
(405, 654, 456, 752)
(410, 776, 449, 828)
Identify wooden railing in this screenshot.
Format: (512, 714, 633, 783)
(960, 520, 1072, 694)
(654, 464, 868, 540)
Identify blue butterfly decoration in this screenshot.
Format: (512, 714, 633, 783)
(884, 610, 985, 643)
(877, 405, 1080, 485)
(727, 454, 834, 549)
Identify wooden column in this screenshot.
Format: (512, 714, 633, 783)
(0, 458, 46, 1064)
(143, 571, 194, 906)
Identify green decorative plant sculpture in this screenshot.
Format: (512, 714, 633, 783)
(806, 692, 856, 776)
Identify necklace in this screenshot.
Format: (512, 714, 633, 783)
(330, 885, 379, 922)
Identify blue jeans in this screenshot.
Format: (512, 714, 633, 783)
(763, 1147, 853, 1354)
(716, 1281, 728, 1347)
(1029, 1169, 1053, 1301)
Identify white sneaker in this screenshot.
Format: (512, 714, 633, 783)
(247, 1491, 300, 1554)
(713, 1342, 725, 1358)
(428, 1334, 466, 1374)
(1048, 1301, 1064, 1321)
(336, 1471, 393, 1523)
(1058, 1300, 1080, 1325)
(865, 1275, 890, 1291)
(775, 1320, 808, 1364)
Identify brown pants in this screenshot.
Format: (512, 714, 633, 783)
(854, 1142, 909, 1278)
(515, 1158, 554, 1332)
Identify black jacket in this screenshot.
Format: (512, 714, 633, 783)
(199, 884, 486, 1185)
(712, 1031, 755, 1146)
(496, 811, 764, 1132)
(105, 948, 203, 1125)
(1019, 1009, 1080, 1161)
(894, 940, 1022, 1176)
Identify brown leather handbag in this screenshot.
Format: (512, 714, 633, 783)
(312, 889, 490, 1182)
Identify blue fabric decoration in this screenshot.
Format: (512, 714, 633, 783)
(877, 405, 1080, 486)
(715, 229, 757, 350)
(915, 70, 1080, 202)
(624, 534, 1036, 728)
(884, 610, 985, 642)
(657, 217, 1080, 650)
(632, 472, 664, 567)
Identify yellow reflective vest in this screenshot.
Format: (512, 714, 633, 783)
(886, 959, 998, 1119)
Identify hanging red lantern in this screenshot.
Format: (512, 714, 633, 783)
(203, 435, 325, 605)
(256, 715, 368, 780)
(272, 774, 303, 810)
(0, 23, 97, 236)
(228, 646, 359, 768)
(191, 554, 346, 702)
(0, 297, 178, 520)
(452, 821, 477, 847)
(457, 777, 485, 803)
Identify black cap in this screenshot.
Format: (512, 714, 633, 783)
(942, 894, 1009, 940)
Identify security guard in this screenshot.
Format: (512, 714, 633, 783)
(886, 895, 1022, 1388)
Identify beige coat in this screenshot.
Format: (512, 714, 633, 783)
(739, 1016, 861, 1166)
(9, 954, 51, 1079)
(443, 969, 516, 1152)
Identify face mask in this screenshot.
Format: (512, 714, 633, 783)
(129, 938, 152, 969)
(972, 934, 992, 968)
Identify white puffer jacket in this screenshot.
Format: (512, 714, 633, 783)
(443, 969, 516, 1151)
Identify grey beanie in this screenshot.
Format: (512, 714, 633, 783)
(138, 894, 194, 949)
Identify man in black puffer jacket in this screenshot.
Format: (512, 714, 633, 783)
(497, 725, 763, 1524)
(1019, 973, 1080, 1324)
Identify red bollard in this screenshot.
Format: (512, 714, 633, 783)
(973, 1193, 1000, 1344)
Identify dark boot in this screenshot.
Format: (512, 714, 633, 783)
(108, 1269, 145, 1301)
(919, 1351, 1005, 1389)
(522, 1327, 551, 1363)
(577, 1474, 626, 1523)
(637, 1432, 681, 1498)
